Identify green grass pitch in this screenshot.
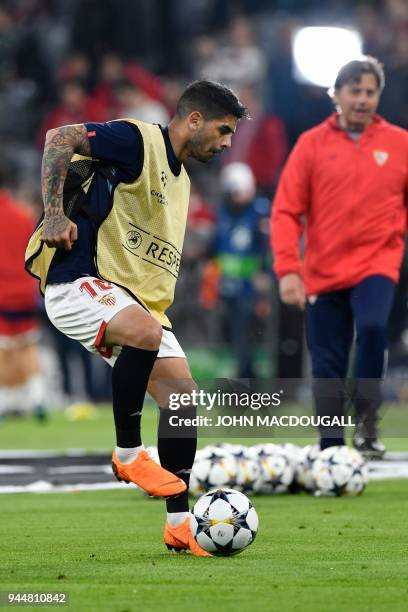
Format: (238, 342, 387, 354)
(0, 406, 408, 612)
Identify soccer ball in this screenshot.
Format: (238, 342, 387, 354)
(190, 447, 237, 494)
(190, 488, 258, 556)
(294, 444, 321, 492)
(312, 445, 368, 496)
(218, 444, 260, 495)
(253, 446, 294, 494)
(189, 448, 208, 497)
(247, 442, 281, 459)
(215, 443, 246, 454)
(234, 455, 261, 495)
(189, 470, 204, 498)
(277, 442, 303, 467)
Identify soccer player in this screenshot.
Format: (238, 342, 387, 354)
(25, 80, 248, 555)
(271, 57, 408, 458)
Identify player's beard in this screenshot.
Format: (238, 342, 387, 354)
(189, 131, 217, 163)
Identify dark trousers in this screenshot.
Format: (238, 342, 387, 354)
(222, 295, 256, 378)
(305, 275, 395, 447)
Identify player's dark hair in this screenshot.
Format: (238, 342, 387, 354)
(334, 56, 385, 92)
(176, 80, 249, 120)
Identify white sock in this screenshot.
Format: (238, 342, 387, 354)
(25, 374, 45, 409)
(0, 386, 25, 414)
(167, 512, 189, 527)
(115, 445, 144, 464)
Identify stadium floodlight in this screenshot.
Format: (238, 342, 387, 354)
(292, 26, 363, 88)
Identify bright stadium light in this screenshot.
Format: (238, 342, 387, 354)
(292, 26, 363, 88)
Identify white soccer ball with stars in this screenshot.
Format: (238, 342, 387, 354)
(312, 445, 368, 496)
(190, 488, 258, 556)
(294, 444, 321, 492)
(277, 442, 303, 468)
(219, 444, 260, 495)
(253, 444, 294, 494)
(190, 446, 237, 495)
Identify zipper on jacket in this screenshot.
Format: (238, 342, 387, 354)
(348, 135, 361, 282)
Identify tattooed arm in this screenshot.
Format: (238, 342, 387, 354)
(41, 124, 91, 251)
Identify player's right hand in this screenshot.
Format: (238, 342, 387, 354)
(42, 214, 78, 251)
(279, 273, 306, 310)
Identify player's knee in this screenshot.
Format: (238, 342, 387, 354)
(148, 323, 163, 351)
(136, 319, 162, 351)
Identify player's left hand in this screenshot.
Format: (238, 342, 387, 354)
(42, 213, 78, 251)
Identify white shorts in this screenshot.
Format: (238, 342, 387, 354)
(44, 277, 185, 366)
(0, 328, 40, 349)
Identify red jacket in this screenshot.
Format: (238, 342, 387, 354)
(271, 114, 408, 295)
(37, 98, 106, 148)
(0, 190, 37, 310)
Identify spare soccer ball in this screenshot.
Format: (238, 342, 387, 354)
(277, 442, 303, 467)
(219, 444, 260, 495)
(189, 470, 204, 498)
(188, 449, 208, 497)
(215, 443, 247, 455)
(191, 447, 237, 494)
(312, 445, 368, 496)
(247, 442, 281, 459)
(294, 444, 320, 492)
(234, 456, 261, 495)
(253, 446, 294, 494)
(190, 488, 258, 556)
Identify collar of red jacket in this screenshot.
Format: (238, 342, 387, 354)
(327, 112, 384, 135)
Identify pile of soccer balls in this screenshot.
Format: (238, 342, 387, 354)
(147, 442, 369, 498)
(145, 443, 369, 557)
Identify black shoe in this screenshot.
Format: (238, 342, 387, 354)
(353, 435, 386, 460)
(34, 405, 47, 422)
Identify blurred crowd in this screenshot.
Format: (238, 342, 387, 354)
(1, 0, 408, 409)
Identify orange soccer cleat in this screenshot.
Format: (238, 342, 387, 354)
(112, 450, 187, 498)
(164, 517, 212, 557)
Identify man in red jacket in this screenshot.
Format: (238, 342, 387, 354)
(271, 57, 408, 457)
(0, 171, 45, 419)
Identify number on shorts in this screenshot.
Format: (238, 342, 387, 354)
(79, 279, 113, 298)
